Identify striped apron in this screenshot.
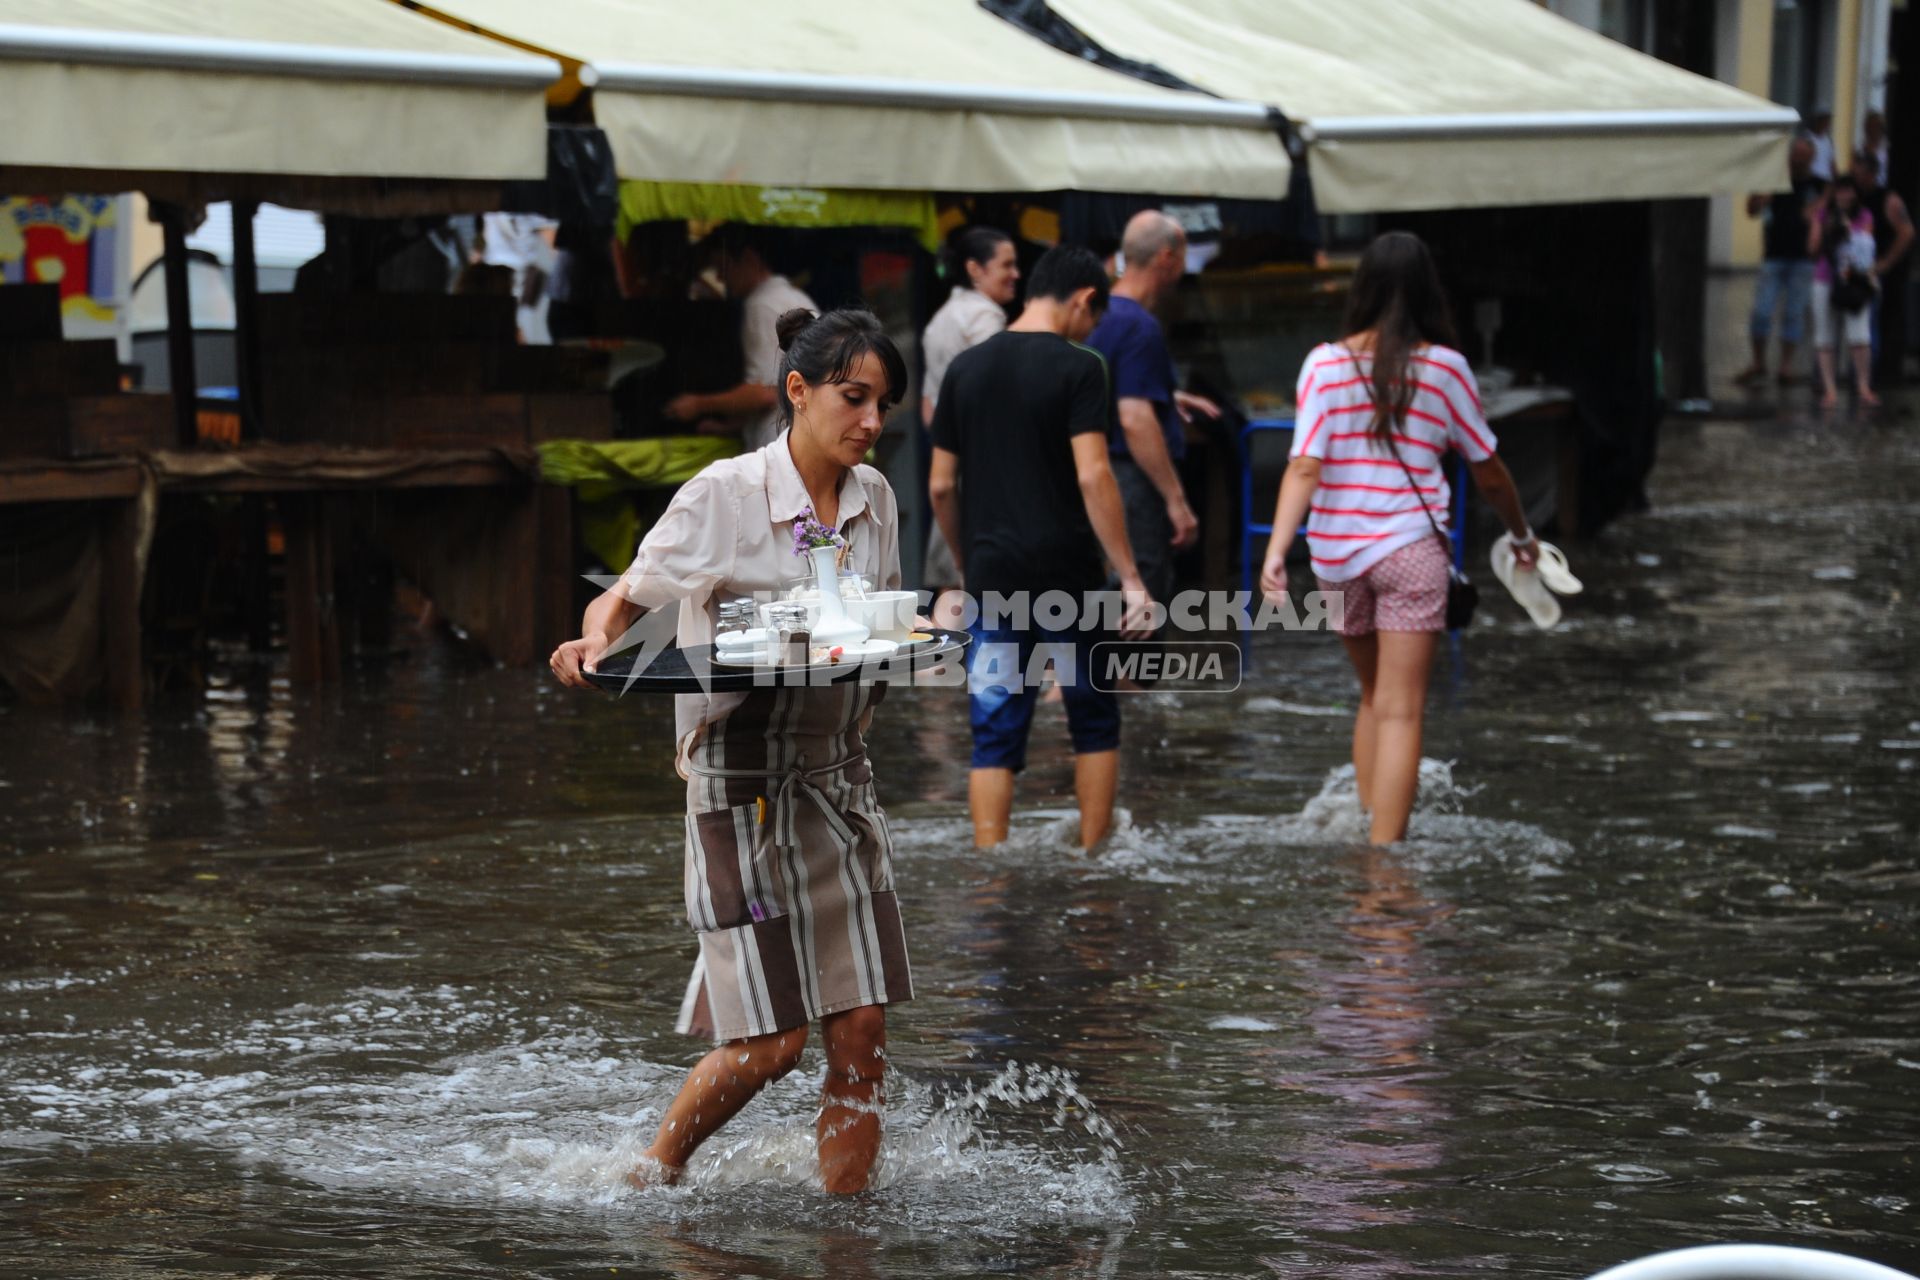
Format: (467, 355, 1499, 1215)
(675, 682, 913, 1043)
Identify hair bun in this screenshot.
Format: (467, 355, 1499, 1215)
(775, 308, 819, 352)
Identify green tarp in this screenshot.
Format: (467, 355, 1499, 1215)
(615, 180, 941, 251)
(537, 436, 739, 571)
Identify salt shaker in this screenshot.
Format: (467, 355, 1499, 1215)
(767, 603, 811, 667)
(715, 598, 757, 640)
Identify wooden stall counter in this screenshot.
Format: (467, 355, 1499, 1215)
(0, 442, 572, 709)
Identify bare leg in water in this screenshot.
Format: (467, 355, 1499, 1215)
(628, 1005, 889, 1194)
(1340, 634, 1381, 811)
(1816, 344, 1841, 408)
(1851, 342, 1879, 406)
(629, 1026, 809, 1186)
(816, 1005, 888, 1194)
(1356, 630, 1438, 846)
(1073, 749, 1119, 851)
(969, 767, 1014, 848)
(972, 753, 1119, 851)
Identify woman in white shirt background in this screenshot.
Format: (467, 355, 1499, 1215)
(919, 227, 1018, 616)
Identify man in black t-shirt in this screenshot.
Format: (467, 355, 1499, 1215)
(1738, 138, 1824, 386)
(930, 245, 1155, 852)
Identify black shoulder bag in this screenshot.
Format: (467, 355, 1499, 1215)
(1387, 441, 1479, 630)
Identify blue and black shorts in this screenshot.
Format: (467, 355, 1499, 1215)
(965, 620, 1120, 771)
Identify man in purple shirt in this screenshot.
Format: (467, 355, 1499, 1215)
(1086, 210, 1218, 609)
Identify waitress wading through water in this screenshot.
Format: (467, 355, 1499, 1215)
(551, 308, 910, 1195)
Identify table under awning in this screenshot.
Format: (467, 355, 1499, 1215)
(1043, 0, 1797, 212)
(401, 0, 1292, 198)
(0, 0, 558, 207)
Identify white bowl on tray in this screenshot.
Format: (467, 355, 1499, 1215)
(758, 590, 919, 643)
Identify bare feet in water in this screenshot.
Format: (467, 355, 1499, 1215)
(623, 1153, 681, 1190)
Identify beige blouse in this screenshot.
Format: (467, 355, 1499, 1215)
(921, 285, 1007, 412)
(616, 431, 902, 751)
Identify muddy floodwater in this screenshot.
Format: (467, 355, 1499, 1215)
(3, 410, 1918, 1279)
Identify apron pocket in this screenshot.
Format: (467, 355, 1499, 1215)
(685, 800, 786, 932)
(843, 782, 897, 895)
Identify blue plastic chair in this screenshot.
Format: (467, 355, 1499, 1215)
(1238, 417, 1467, 597)
(1239, 417, 1296, 597)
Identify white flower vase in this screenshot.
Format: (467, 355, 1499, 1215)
(808, 545, 869, 648)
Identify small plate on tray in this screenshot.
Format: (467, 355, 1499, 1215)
(712, 638, 900, 669)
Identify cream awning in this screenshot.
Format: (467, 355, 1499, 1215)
(1046, 0, 1797, 213)
(408, 0, 1291, 199)
(0, 0, 556, 183)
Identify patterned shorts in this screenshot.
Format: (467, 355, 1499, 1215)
(1316, 537, 1450, 637)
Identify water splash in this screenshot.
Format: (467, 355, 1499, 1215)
(1084, 759, 1570, 880)
(3, 989, 1132, 1231)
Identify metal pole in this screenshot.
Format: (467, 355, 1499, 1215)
(1298, 107, 1800, 143)
(231, 199, 261, 442)
(589, 61, 1275, 128)
(154, 200, 198, 449)
(0, 23, 560, 88)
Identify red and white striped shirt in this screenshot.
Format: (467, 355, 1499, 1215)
(1289, 342, 1496, 582)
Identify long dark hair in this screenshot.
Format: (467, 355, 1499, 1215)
(941, 226, 1012, 288)
(1342, 231, 1459, 443)
(1821, 176, 1865, 267)
(774, 307, 907, 426)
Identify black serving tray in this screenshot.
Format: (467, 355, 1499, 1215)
(580, 628, 970, 696)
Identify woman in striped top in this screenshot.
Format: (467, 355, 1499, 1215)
(1259, 232, 1538, 845)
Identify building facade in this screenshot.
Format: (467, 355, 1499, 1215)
(1547, 0, 1892, 267)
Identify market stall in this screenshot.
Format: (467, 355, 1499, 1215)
(391, 0, 1300, 587)
(0, 0, 572, 705)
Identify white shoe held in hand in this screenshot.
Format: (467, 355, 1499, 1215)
(1491, 533, 1562, 629)
(1531, 540, 1583, 596)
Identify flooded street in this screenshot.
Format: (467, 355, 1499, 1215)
(4, 406, 1918, 1278)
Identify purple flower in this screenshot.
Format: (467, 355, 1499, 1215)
(790, 505, 845, 557)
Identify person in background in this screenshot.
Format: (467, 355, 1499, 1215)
(663, 223, 817, 449)
(1258, 232, 1537, 847)
(1850, 151, 1914, 386)
(1086, 210, 1220, 614)
(1807, 175, 1878, 408)
(1860, 110, 1891, 186)
(929, 245, 1155, 851)
(1807, 108, 1836, 182)
(480, 212, 558, 345)
(1737, 138, 1824, 387)
(547, 219, 623, 343)
(920, 227, 1018, 622)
